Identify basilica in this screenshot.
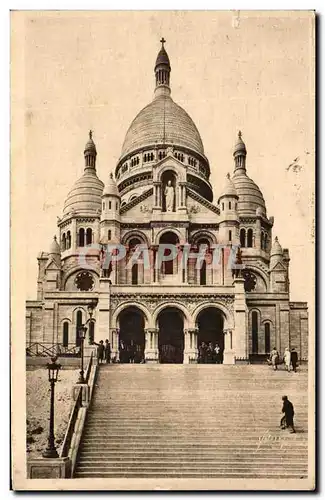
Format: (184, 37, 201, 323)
(26, 40, 308, 364)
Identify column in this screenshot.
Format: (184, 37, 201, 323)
(144, 328, 159, 363)
(111, 328, 120, 361)
(184, 329, 198, 363)
(71, 218, 77, 250)
(223, 329, 235, 364)
(150, 246, 157, 283)
(233, 277, 248, 363)
(178, 182, 187, 212)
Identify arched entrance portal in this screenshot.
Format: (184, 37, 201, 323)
(118, 307, 145, 363)
(197, 308, 224, 363)
(158, 307, 184, 363)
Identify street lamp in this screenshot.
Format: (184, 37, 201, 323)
(77, 303, 96, 384)
(43, 357, 61, 458)
(77, 324, 87, 384)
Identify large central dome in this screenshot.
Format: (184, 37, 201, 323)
(121, 93, 205, 158)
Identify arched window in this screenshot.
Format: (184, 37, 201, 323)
(264, 234, 268, 251)
(61, 233, 66, 251)
(76, 310, 83, 347)
(150, 153, 154, 161)
(66, 231, 71, 249)
(222, 203, 224, 211)
(108, 229, 112, 240)
(103, 202, 106, 211)
(89, 321, 95, 344)
(86, 228, 92, 245)
(229, 230, 232, 242)
(63, 321, 69, 347)
(265, 323, 271, 354)
(252, 311, 258, 354)
(200, 259, 207, 285)
(131, 263, 138, 285)
(240, 228, 246, 248)
(109, 201, 112, 210)
(229, 201, 232, 209)
(116, 202, 118, 210)
(79, 228, 85, 247)
(247, 229, 253, 248)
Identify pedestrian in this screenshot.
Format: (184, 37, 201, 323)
(291, 347, 298, 372)
(280, 395, 295, 433)
(93, 340, 105, 364)
(198, 342, 207, 364)
(206, 342, 214, 364)
(214, 343, 221, 364)
(104, 339, 111, 364)
(283, 347, 291, 372)
(270, 347, 279, 370)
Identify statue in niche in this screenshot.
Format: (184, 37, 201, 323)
(164, 180, 175, 212)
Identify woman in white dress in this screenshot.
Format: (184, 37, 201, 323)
(283, 348, 291, 372)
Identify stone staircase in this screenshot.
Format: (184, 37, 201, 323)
(74, 365, 308, 478)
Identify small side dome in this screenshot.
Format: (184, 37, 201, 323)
(49, 235, 60, 255)
(256, 206, 263, 216)
(84, 130, 97, 156)
(271, 236, 283, 257)
(218, 173, 238, 203)
(103, 173, 120, 197)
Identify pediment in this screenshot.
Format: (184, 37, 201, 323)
(45, 257, 61, 270)
(269, 261, 286, 272)
(187, 188, 220, 217)
(121, 193, 154, 220)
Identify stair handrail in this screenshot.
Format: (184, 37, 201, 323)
(59, 351, 98, 477)
(60, 385, 82, 458)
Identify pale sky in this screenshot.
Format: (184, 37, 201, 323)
(17, 11, 314, 302)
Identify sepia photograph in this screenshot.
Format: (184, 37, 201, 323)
(11, 10, 315, 490)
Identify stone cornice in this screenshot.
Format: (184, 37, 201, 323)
(187, 187, 220, 215)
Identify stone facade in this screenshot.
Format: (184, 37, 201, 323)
(26, 41, 308, 363)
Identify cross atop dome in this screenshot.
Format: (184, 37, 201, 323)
(160, 37, 166, 48)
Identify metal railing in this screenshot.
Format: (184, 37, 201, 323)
(26, 342, 81, 358)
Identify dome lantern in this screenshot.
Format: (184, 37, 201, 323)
(233, 130, 247, 172)
(154, 38, 171, 98)
(84, 130, 97, 171)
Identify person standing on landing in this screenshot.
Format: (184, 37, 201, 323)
(291, 347, 298, 372)
(270, 347, 279, 371)
(283, 347, 291, 372)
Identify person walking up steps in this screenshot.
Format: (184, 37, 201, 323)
(280, 395, 296, 433)
(104, 339, 111, 364)
(93, 340, 105, 364)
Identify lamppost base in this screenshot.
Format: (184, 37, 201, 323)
(42, 447, 59, 459)
(77, 370, 85, 384)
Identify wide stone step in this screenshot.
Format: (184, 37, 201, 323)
(75, 465, 308, 473)
(74, 471, 308, 479)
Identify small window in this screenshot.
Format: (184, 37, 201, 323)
(229, 201, 232, 209)
(66, 231, 71, 249)
(252, 311, 258, 354)
(76, 310, 83, 347)
(109, 201, 112, 210)
(86, 228, 92, 245)
(247, 229, 253, 248)
(229, 230, 232, 242)
(63, 322, 69, 347)
(79, 228, 85, 247)
(240, 228, 246, 248)
(265, 323, 271, 354)
(61, 233, 66, 251)
(103, 202, 106, 211)
(116, 202, 118, 210)
(222, 203, 224, 211)
(108, 229, 112, 240)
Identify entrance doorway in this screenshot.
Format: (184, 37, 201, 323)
(197, 308, 224, 363)
(118, 307, 145, 363)
(157, 307, 184, 363)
